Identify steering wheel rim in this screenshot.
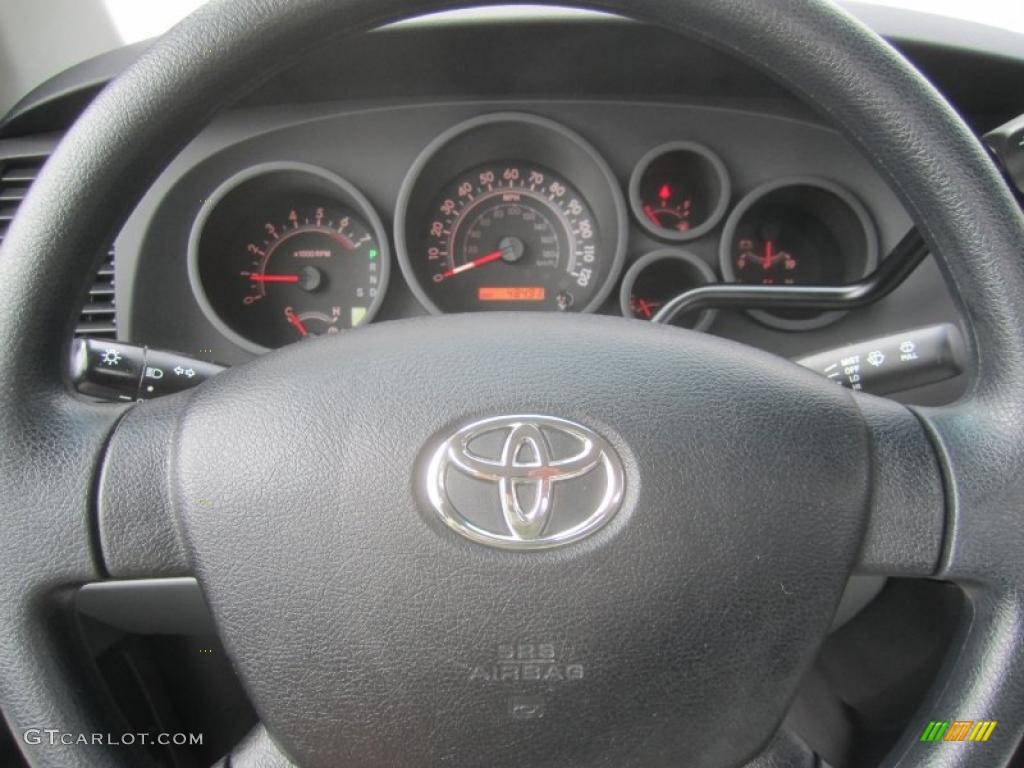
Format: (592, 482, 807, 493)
(1, 0, 1023, 766)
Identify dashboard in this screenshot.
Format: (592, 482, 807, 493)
(183, 106, 884, 352)
(6, 9, 1016, 405)
(123, 94, 956, 402)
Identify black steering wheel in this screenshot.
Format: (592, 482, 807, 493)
(2, 0, 1024, 766)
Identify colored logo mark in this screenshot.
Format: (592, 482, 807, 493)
(920, 720, 997, 742)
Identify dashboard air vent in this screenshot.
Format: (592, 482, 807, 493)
(75, 247, 117, 339)
(0, 152, 117, 339)
(0, 155, 44, 249)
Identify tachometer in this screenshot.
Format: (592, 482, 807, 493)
(189, 163, 390, 352)
(395, 113, 627, 315)
(233, 202, 382, 342)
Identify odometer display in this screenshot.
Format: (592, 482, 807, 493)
(414, 161, 605, 313)
(478, 286, 546, 302)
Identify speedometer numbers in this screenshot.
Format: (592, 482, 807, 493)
(395, 113, 628, 316)
(421, 162, 600, 313)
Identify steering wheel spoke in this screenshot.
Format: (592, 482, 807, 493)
(852, 392, 946, 577)
(96, 393, 192, 579)
(917, 398, 1024, 588)
(855, 389, 1024, 588)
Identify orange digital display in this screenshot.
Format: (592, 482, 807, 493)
(478, 286, 546, 302)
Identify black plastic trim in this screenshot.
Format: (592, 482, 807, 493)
(76, 578, 216, 635)
(3, 6, 1022, 139)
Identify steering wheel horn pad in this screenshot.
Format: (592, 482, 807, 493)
(173, 314, 869, 767)
(1, 0, 1024, 766)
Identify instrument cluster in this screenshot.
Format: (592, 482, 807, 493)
(188, 112, 878, 350)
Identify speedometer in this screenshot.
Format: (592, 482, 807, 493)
(395, 113, 627, 315)
(420, 161, 601, 312)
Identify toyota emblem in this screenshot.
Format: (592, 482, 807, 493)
(424, 415, 625, 549)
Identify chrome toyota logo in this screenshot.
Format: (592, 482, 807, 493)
(425, 415, 624, 549)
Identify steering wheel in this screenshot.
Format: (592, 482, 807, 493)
(2, 0, 1023, 766)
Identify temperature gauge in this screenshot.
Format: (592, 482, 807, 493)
(629, 142, 731, 241)
(619, 250, 717, 332)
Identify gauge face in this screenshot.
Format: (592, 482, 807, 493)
(620, 250, 717, 331)
(720, 179, 877, 329)
(630, 142, 731, 241)
(395, 113, 628, 316)
(190, 165, 390, 351)
(640, 182, 695, 234)
(413, 161, 604, 313)
(730, 204, 845, 287)
(207, 200, 383, 347)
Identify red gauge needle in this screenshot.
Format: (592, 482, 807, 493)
(249, 273, 300, 283)
(286, 311, 308, 337)
(439, 249, 504, 280)
(762, 240, 774, 271)
(642, 205, 662, 227)
(633, 298, 662, 319)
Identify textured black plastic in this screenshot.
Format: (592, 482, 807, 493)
(174, 314, 869, 767)
(853, 394, 946, 576)
(76, 578, 214, 635)
(0, 393, 148, 768)
(0, 0, 1022, 767)
(97, 393, 191, 578)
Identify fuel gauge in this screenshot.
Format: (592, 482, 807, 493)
(629, 142, 731, 241)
